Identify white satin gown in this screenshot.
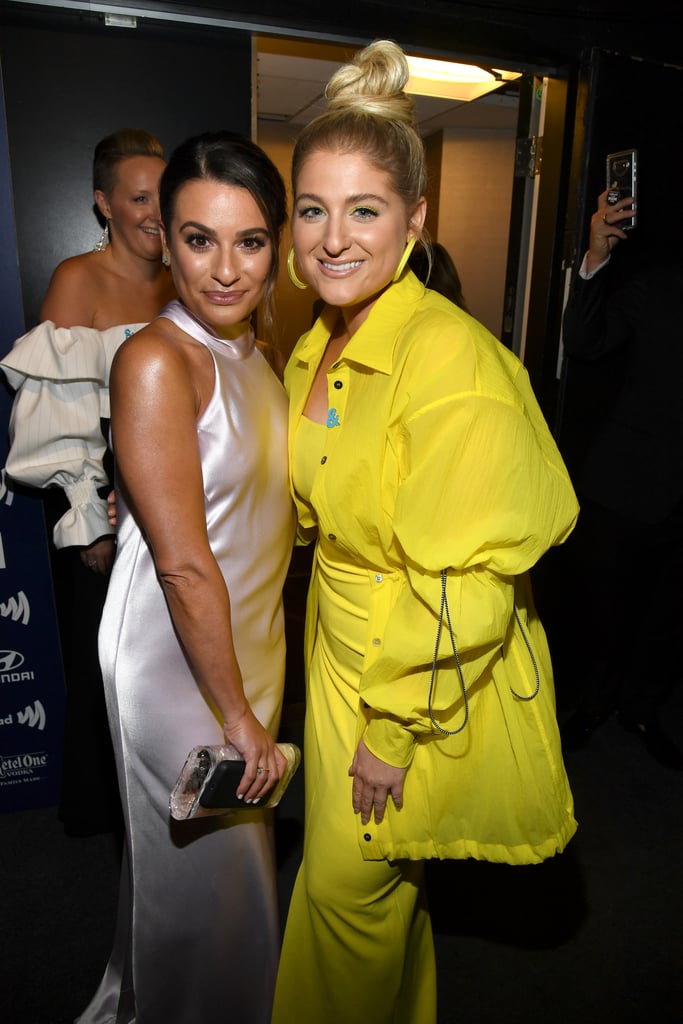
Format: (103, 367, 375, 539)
(77, 300, 295, 1024)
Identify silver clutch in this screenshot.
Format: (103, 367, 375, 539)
(170, 741, 301, 820)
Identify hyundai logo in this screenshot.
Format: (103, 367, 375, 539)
(0, 650, 25, 672)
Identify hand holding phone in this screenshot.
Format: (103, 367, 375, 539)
(606, 148, 638, 229)
(170, 742, 302, 819)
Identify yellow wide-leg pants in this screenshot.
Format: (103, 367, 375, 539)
(272, 547, 437, 1024)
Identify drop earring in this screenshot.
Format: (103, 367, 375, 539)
(287, 247, 308, 290)
(93, 221, 110, 252)
(392, 236, 417, 283)
(161, 250, 170, 266)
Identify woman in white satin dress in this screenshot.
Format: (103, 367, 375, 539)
(77, 131, 295, 1024)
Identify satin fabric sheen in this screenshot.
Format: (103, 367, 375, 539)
(78, 301, 295, 1024)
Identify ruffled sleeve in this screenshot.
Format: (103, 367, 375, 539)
(1, 320, 146, 547)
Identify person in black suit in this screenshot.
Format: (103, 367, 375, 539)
(560, 189, 683, 769)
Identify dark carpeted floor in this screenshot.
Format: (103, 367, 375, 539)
(2, 682, 682, 1024)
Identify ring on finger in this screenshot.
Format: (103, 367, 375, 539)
(256, 766, 269, 775)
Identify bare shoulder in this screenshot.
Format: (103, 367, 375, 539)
(47, 251, 106, 291)
(112, 318, 205, 421)
(112, 317, 201, 386)
(40, 252, 105, 325)
(114, 317, 180, 366)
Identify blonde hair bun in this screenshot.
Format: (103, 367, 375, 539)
(325, 39, 415, 124)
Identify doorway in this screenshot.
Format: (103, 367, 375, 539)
(253, 35, 537, 357)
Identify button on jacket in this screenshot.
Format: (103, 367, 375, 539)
(286, 272, 579, 863)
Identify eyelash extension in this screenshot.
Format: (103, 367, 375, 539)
(185, 233, 211, 249)
(240, 235, 268, 249)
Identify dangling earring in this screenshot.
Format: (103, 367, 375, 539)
(161, 250, 170, 267)
(392, 236, 417, 283)
(287, 247, 308, 290)
(93, 222, 110, 252)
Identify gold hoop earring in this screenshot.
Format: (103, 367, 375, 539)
(287, 247, 308, 290)
(392, 236, 417, 283)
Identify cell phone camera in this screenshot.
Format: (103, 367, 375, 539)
(611, 157, 632, 180)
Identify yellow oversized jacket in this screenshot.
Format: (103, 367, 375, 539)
(285, 272, 579, 864)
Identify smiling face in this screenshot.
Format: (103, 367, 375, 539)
(95, 154, 166, 261)
(162, 178, 273, 333)
(292, 149, 425, 332)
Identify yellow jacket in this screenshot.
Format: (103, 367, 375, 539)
(285, 272, 579, 863)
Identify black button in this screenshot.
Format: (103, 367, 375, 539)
(328, 533, 336, 541)
(333, 379, 343, 389)
(363, 833, 372, 842)
(321, 455, 327, 464)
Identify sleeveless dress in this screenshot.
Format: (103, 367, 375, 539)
(78, 300, 295, 1024)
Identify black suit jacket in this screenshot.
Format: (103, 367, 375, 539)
(562, 261, 683, 524)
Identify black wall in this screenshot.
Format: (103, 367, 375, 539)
(557, 49, 683, 476)
(0, 10, 252, 328)
(63, 0, 683, 69)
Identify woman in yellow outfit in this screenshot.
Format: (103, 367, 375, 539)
(272, 40, 579, 1024)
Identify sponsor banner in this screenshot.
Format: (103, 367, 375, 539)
(0, 459, 65, 811)
(0, 70, 65, 812)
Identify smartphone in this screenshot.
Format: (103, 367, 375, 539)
(199, 758, 276, 808)
(606, 148, 638, 229)
(170, 741, 301, 818)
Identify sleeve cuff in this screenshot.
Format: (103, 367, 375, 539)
(362, 713, 417, 769)
(52, 480, 114, 548)
(579, 251, 610, 279)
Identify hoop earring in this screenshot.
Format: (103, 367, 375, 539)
(392, 236, 417, 283)
(287, 247, 308, 290)
(93, 222, 109, 253)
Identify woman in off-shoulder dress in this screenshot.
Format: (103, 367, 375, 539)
(2, 128, 175, 837)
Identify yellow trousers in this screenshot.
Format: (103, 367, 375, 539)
(272, 549, 437, 1024)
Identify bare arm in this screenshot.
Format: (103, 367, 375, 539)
(110, 328, 284, 800)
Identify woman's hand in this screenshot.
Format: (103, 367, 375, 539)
(223, 708, 287, 804)
(80, 535, 116, 575)
(349, 738, 407, 825)
(107, 489, 118, 528)
(586, 188, 635, 273)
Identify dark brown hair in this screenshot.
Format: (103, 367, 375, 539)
(160, 130, 287, 338)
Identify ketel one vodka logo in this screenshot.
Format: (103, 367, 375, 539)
(0, 590, 30, 626)
(0, 750, 49, 781)
(1, 699, 46, 731)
